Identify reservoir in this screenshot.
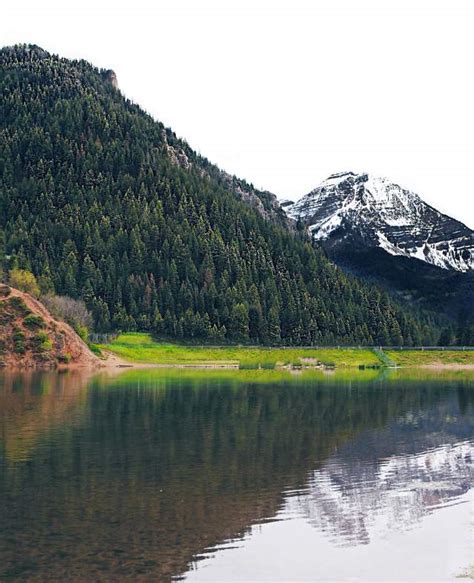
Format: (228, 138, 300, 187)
(0, 369, 472, 581)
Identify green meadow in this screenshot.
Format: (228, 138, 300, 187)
(98, 333, 474, 369)
(99, 333, 382, 368)
(386, 349, 474, 367)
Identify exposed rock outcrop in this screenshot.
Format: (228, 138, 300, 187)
(102, 68, 118, 89)
(160, 130, 290, 226)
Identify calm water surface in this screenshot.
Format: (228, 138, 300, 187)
(0, 369, 473, 582)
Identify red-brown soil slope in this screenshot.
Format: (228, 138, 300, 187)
(0, 285, 100, 369)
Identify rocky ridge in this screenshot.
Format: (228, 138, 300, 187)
(286, 171, 473, 272)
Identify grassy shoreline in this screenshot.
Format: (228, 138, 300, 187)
(98, 334, 474, 370)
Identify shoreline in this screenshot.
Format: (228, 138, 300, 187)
(96, 349, 474, 372)
(3, 362, 474, 371)
(96, 348, 474, 372)
(414, 363, 474, 370)
(3, 347, 474, 372)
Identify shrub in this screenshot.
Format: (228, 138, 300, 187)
(39, 331, 52, 351)
(42, 295, 92, 333)
(88, 343, 103, 358)
(0, 303, 13, 325)
(12, 330, 25, 341)
(75, 324, 88, 342)
(13, 329, 26, 354)
(23, 314, 46, 330)
(261, 362, 276, 370)
(0, 284, 11, 297)
(57, 353, 72, 364)
(239, 362, 259, 370)
(8, 296, 31, 317)
(31, 331, 53, 352)
(8, 269, 40, 298)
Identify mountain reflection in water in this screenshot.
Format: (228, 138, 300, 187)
(288, 439, 472, 548)
(0, 369, 473, 582)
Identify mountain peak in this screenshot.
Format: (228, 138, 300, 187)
(1, 44, 50, 60)
(322, 171, 359, 184)
(288, 173, 473, 272)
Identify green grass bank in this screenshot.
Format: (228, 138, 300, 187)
(385, 349, 474, 367)
(99, 333, 380, 368)
(98, 334, 474, 369)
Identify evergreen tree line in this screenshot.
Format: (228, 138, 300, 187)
(0, 45, 442, 345)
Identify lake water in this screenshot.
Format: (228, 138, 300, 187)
(0, 368, 473, 582)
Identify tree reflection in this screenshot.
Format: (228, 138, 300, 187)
(0, 370, 471, 581)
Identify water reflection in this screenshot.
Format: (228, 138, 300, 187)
(0, 369, 472, 582)
(0, 369, 93, 463)
(291, 440, 472, 548)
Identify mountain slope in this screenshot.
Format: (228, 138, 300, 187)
(286, 172, 473, 338)
(287, 172, 473, 272)
(0, 45, 440, 345)
(0, 285, 99, 368)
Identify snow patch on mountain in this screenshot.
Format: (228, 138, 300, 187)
(288, 172, 473, 272)
(376, 231, 408, 257)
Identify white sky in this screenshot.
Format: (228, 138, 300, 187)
(2, 0, 473, 227)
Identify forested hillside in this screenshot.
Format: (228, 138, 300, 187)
(0, 45, 441, 345)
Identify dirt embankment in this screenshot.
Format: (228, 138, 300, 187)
(0, 285, 100, 370)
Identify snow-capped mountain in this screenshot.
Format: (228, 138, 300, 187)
(286, 172, 473, 272)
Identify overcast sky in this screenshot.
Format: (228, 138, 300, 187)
(3, 0, 473, 227)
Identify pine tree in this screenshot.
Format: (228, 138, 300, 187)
(228, 303, 249, 342)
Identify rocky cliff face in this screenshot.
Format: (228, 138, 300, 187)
(101, 69, 118, 89)
(286, 172, 473, 272)
(161, 129, 289, 226)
